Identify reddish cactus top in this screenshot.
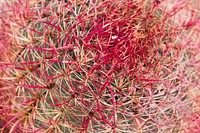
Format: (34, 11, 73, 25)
(0, 0, 199, 132)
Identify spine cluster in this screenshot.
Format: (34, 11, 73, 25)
(0, 0, 199, 132)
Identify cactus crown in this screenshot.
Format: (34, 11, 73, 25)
(0, 0, 200, 132)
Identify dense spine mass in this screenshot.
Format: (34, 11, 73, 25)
(0, 0, 199, 132)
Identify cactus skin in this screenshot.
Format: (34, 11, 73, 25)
(0, 0, 199, 132)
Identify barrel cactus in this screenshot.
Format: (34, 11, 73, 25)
(0, 0, 199, 132)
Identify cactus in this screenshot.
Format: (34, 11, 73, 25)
(0, 0, 199, 132)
